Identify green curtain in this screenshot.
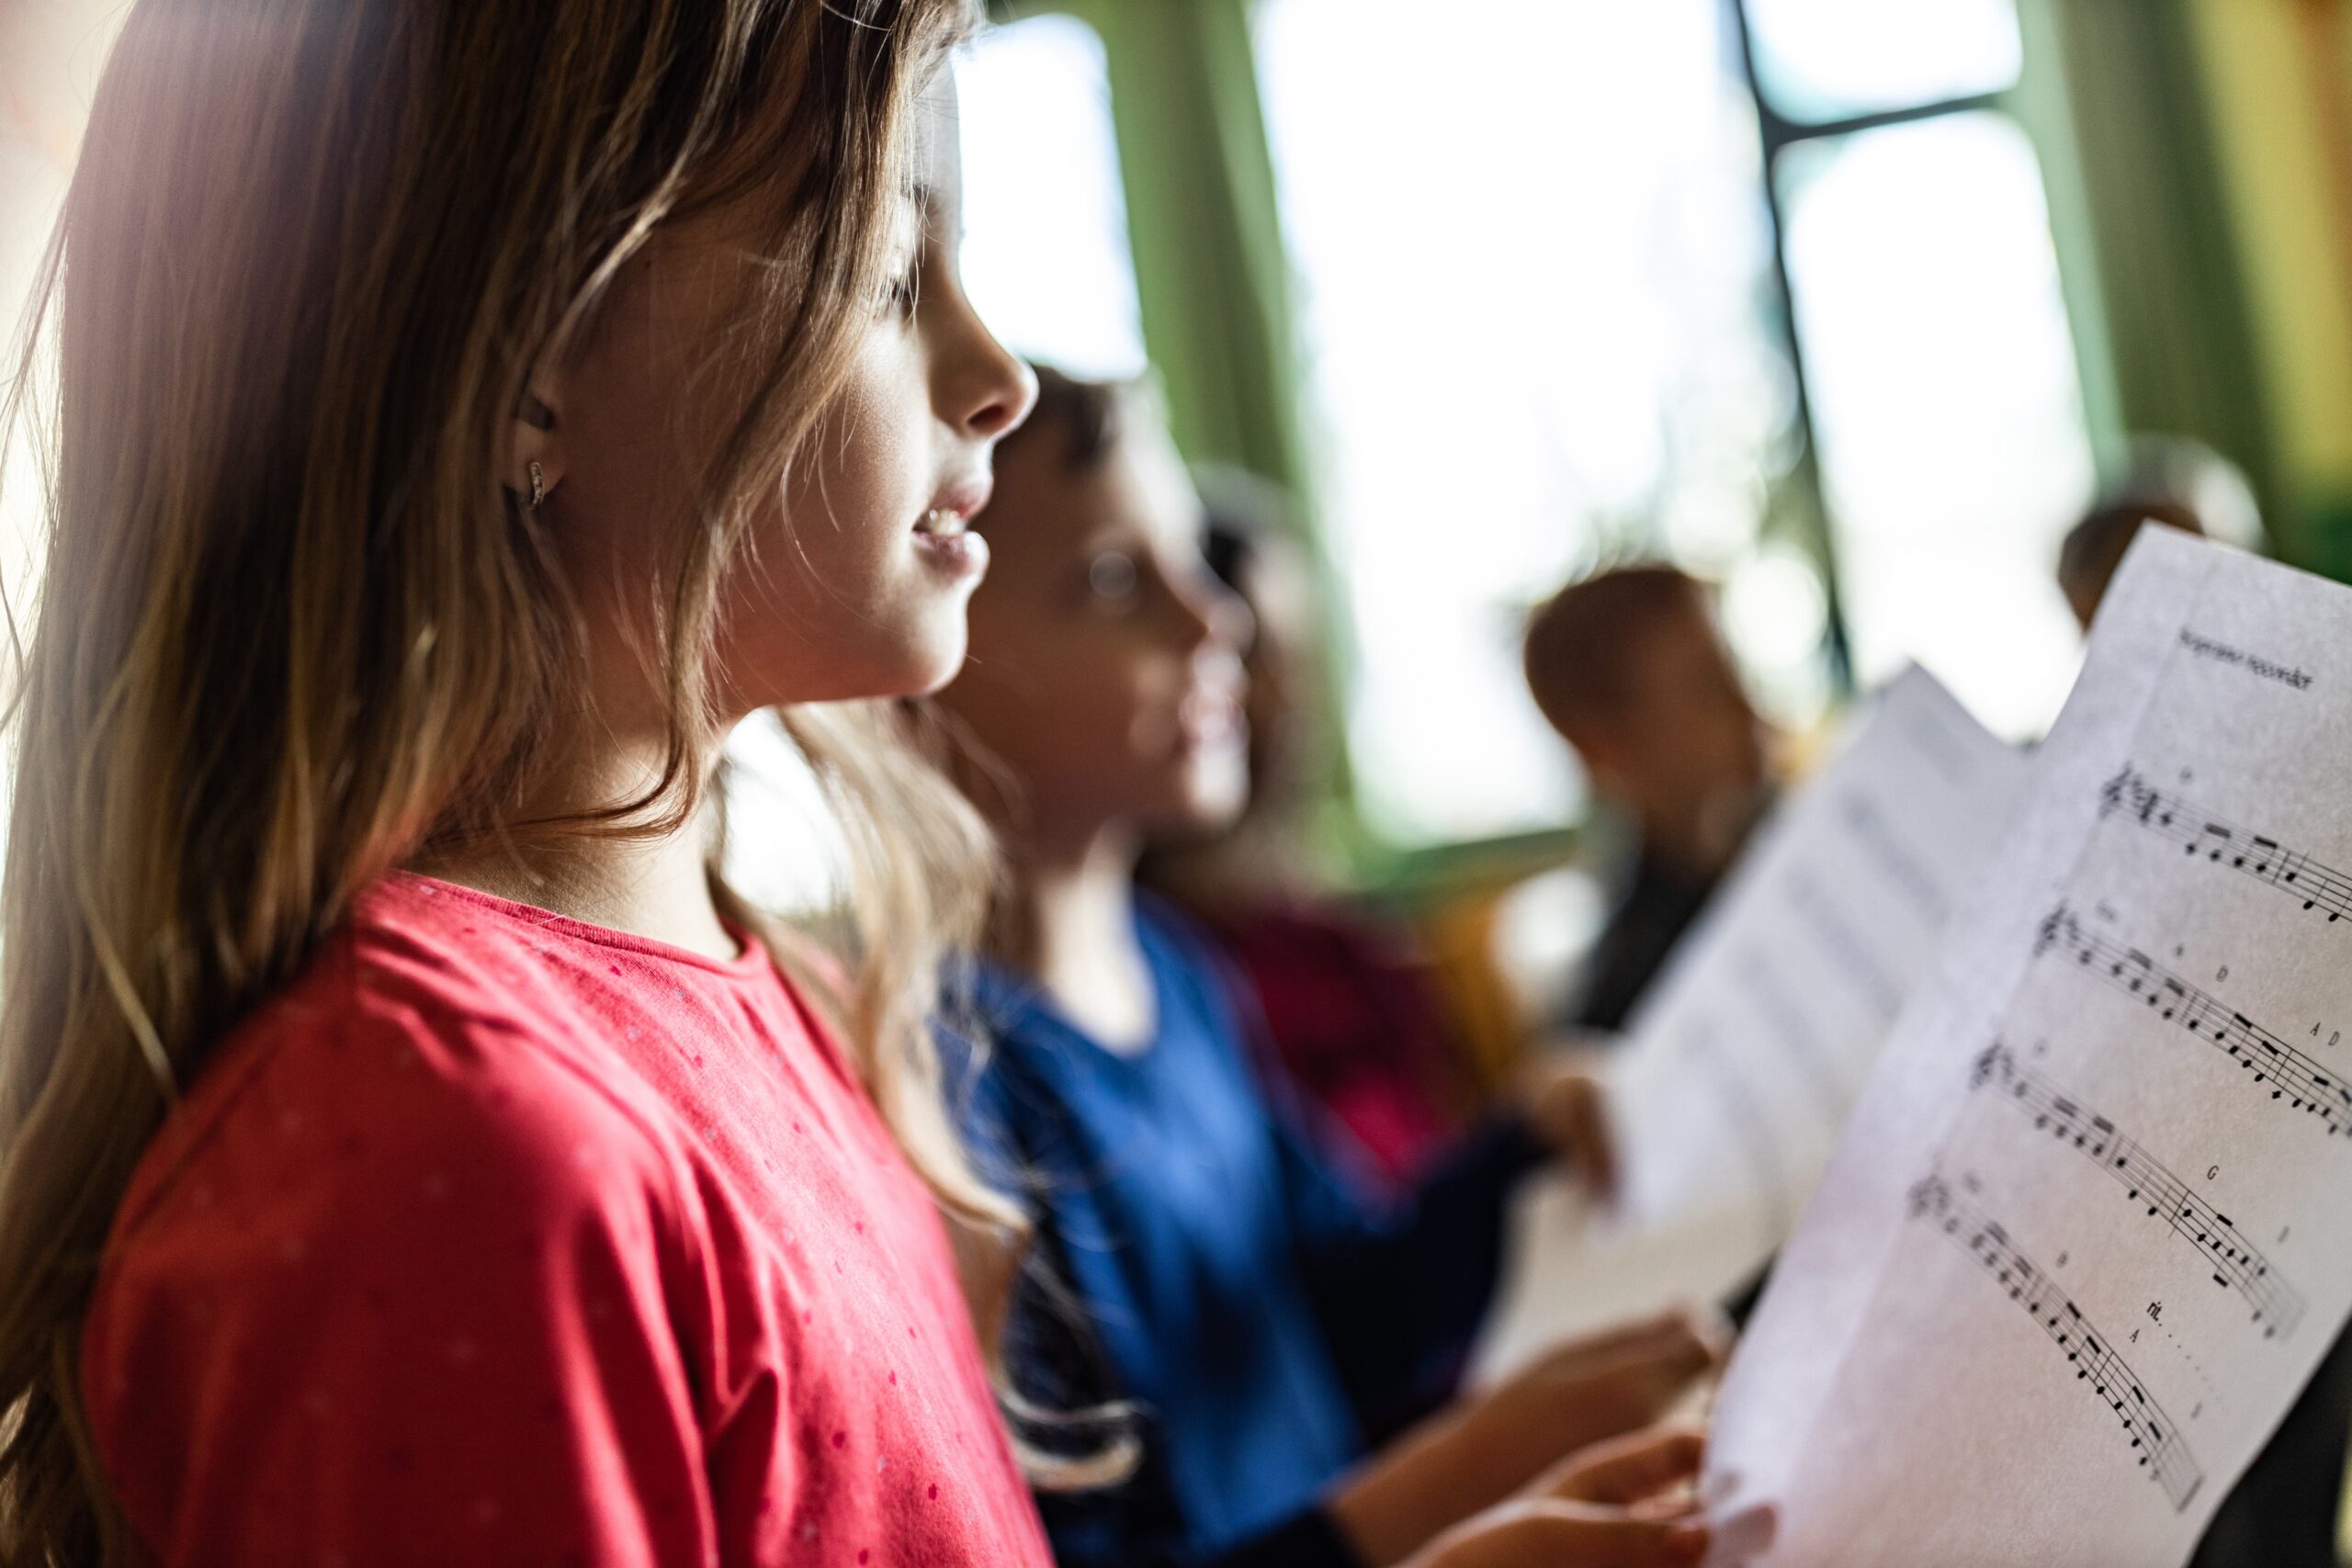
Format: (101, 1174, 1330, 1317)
(2025, 0, 2287, 534)
(993, 0, 1313, 502)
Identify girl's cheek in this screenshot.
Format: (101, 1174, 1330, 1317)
(861, 324, 931, 457)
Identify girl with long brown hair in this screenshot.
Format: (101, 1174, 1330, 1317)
(0, 0, 1053, 1560)
(0, 3, 1757, 1562)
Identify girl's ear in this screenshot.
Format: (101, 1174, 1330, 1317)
(506, 378, 566, 511)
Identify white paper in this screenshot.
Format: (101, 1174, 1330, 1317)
(1476, 667, 2026, 1378)
(1709, 530, 2352, 1567)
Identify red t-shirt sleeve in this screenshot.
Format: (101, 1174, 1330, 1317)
(84, 997, 734, 1568)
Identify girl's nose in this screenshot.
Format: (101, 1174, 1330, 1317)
(944, 304, 1037, 441)
(1172, 571, 1255, 658)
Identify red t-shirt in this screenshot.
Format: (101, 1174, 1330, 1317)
(82, 874, 1054, 1568)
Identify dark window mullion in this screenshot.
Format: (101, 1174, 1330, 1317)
(1729, 2, 2029, 699)
(1763, 89, 2011, 155)
(1726, 0, 1854, 690)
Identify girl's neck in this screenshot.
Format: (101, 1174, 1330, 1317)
(420, 735, 740, 963)
(1004, 825, 1155, 1055)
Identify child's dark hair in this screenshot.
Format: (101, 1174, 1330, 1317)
(1003, 364, 1146, 472)
(1522, 564, 1714, 742)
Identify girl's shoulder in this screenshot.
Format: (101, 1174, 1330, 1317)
(1132, 894, 1251, 1043)
(956, 901, 1245, 1071)
(79, 883, 799, 1567)
(104, 876, 703, 1272)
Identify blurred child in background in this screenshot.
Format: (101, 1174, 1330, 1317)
(1522, 567, 1778, 1032)
(2057, 435, 2265, 631)
(936, 367, 1722, 1568)
(1138, 481, 1473, 1186)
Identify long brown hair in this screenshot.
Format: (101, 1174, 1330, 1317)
(0, 1, 1073, 1558)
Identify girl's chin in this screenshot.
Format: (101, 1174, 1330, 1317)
(867, 578, 984, 697)
(717, 613, 972, 709)
(893, 623, 975, 699)
(1164, 766, 1250, 835)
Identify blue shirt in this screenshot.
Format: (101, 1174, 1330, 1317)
(951, 901, 1546, 1568)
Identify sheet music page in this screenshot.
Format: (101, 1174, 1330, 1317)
(1708, 529, 2352, 1566)
(1476, 666, 2027, 1379)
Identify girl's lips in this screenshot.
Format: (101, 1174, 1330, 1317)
(912, 525, 989, 579)
(920, 474, 993, 532)
(908, 469, 992, 581)
(912, 481, 991, 579)
(1177, 686, 1245, 751)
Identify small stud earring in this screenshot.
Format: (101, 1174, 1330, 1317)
(526, 460, 546, 511)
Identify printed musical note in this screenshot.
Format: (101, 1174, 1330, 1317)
(2035, 905, 2352, 1137)
(2100, 767, 2352, 927)
(1911, 1174, 2205, 1512)
(1972, 1046, 2303, 1338)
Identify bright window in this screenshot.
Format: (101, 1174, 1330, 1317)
(954, 15, 1148, 380)
(1258, 0, 2088, 846)
(1255, 0, 1802, 845)
(1782, 113, 2091, 736)
(1745, 0, 2023, 121)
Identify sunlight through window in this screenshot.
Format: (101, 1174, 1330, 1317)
(1781, 113, 2092, 737)
(1256, 0, 1798, 844)
(956, 16, 1148, 381)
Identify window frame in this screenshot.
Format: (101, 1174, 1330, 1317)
(1724, 0, 2033, 694)
(978, 0, 2094, 890)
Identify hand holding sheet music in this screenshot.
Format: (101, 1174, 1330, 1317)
(1476, 667, 2026, 1378)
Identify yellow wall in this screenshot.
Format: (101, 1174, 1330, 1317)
(2188, 0, 2352, 516)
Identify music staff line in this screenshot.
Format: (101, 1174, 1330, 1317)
(1911, 1174, 2205, 1513)
(1972, 1044, 2303, 1339)
(2036, 906, 2352, 1138)
(2102, 766, 2352, 927)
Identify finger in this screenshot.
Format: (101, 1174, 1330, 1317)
(1711, 1501, 1779, 1562)
(1528, 1308, 1713, 1378)
(1627, 1494, 1707, 1525)
(1544, 1425, 1707, 1506)
(1508, 1506, 1709, 1568)
(1573, 1084, 1620, 1200)
(1532, 1334, 1721, 1456)
(1571, 1315, 1723, 1395)
(1600, 1307, 1731, 1387)
(1539, 1425, 1702, 1505)
(1417, 1502, 1709, 1568)
(1690, 1304, 1736, 1366)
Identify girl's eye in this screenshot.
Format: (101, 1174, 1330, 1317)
(876, 258, 920, 320)
(1087, 551, 1139, 604)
